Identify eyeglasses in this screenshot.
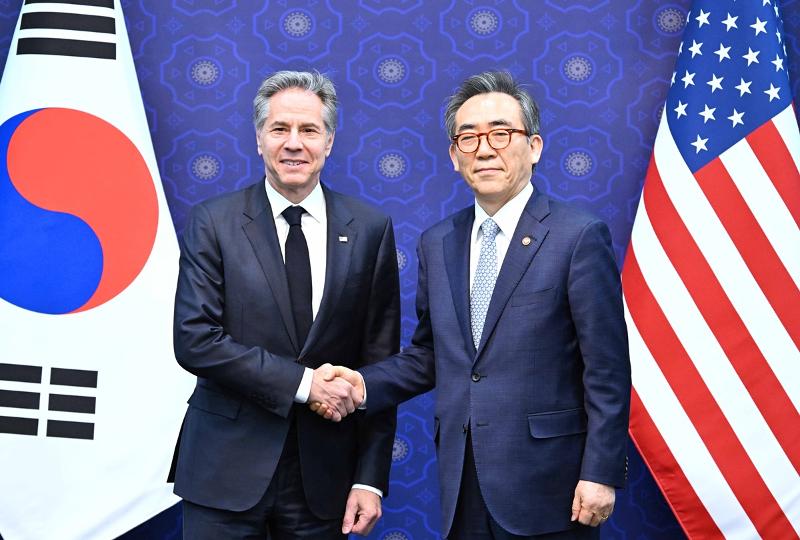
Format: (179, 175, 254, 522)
(452, 128, 529, 153)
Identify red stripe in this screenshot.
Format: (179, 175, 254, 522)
(645, 160, 800, 471)
(628, 389, 724, 540)
(622, 248, 796, 538)
(746, 118, 800, 228)
(695, 159, 800, 349)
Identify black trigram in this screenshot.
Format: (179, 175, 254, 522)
(17, 0, 116, 60)
(0, 363, 97, 440)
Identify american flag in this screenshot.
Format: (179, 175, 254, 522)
(622, 1, 800, 538)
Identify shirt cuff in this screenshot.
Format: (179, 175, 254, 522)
(294, 367, 314, 403)
(351, 484, 383, 498)
(358, 371, 367, 410)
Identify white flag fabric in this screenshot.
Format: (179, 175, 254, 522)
(0, 1, 193, 538)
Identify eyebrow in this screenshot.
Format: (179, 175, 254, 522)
(268, 120, 323, 129)
(455, 118, 513, 133)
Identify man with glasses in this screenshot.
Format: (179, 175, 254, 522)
(170, 71, 399, 539)
(314, 71, 631, 539)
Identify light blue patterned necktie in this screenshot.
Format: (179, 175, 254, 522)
(471, 217, 499, 349)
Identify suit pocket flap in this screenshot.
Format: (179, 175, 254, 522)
(528, 407, 587, 438)
(188, 386, 241, 419)
(510, 287, 556, 307)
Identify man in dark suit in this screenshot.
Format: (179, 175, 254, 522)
(170, 70, 399, 539)
(314, 72, 630, 539)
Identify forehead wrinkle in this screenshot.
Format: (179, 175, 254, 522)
(456, 118, 514, 133)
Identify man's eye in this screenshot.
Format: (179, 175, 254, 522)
(460, 135, 477, 142)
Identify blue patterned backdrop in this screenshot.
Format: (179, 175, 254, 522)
(2, 1, 800, 538)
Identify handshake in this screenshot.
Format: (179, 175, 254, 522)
(308, 363, 364, 422)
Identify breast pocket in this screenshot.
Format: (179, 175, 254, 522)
(510, 286, 556, 307)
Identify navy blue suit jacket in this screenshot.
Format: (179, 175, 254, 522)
(361, 189, 630, 536)
(170, 181, 399, 519)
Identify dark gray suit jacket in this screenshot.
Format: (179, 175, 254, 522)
(170, 181, 399, 519)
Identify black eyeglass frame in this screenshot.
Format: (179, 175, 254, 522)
(451, 128, 530, 153)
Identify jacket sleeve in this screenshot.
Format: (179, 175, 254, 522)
(567, 219, 631, 488)
(359, 234, 437, 413)
(173, 203, 305, 418)
(353, 216, 401, 493)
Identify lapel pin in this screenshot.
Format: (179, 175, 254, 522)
(338, 236, 348, 243)
(522, 236, 532, 246)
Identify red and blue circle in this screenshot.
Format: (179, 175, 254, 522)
(0, 108, 158, 314)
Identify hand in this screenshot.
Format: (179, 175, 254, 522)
(308, 363, 361, 422)
(342, 488, 381, 535)
(570, 480, 615, 527)
(309, 365, 364, 421)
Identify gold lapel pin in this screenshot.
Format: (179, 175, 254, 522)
(522, 236, 532, 246)
(338, 236, 348, 243)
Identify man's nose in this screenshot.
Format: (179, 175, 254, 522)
(284, 129, 302, 149)
(475, 134, 496, 158)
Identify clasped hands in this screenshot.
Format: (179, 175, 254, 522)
(308, 363, 364, 421)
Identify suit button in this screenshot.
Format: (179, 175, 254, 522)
(471, 372, 481, 382)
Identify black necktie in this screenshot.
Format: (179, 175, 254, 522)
(282, 206, 312, 348)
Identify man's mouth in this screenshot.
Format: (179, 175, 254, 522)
(281, 160, 307, 167)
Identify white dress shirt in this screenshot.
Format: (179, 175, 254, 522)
(265, 179, 381, 497)
(469, 182, 534, 292)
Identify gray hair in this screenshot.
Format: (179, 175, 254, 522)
(252, 70, 338, 134)
(444, 71, 540, 140)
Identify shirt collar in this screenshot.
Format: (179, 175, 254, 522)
(473, 182, 533, 240)
(265, 179, 326, 224)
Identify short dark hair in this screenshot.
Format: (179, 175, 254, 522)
(444, 71, 540, 140)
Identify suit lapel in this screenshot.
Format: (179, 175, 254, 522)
(475, 191, 551, 361)
(241, 181, 300, 353)
(301, 187, 356, 356)
(443, 208, 476, 356)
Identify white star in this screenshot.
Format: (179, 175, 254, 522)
(763, 0, 771, 6)
(728, 108, 745, 127)
(777, 29, 782, 44)
(674, 100, 688, 119)
(722, 13, 738, 31)
(771, 54, 785, 71)
(688, 40, 703, 58)
(671, 71, 676, 86)
(699, 104, 716, 123)
(678, 42, 684, 54)
(743, 48, 760, 66)
(707, 73, 724, 92)
(691, 135, 709, 153)
(735, 78, 752, 96)
(764, 83, 781, 101)
(751, 17, 767, 36)
(696, 9, 711, 27)
(682, 70, 696, 88)
(714, 43, 731, 62)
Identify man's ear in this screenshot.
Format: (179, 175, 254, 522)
(449, 144, 460, 172)
(324, 130, 335, 157)
(529, 134, 543, 167)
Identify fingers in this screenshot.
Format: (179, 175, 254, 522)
(341, 493, 358, 534)
(343, 490, 382, 536)
(570, 492, 581, 522)
(572, 480, 615, 527)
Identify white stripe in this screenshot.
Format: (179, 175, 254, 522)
(653, 114, 800, 413)
(625, 294, 757, 539)
(630, 198, 800, 529)
(772, 104, 800, 177)
(21, 3, 114, 17)
(17, 28, 116, 44)
(720, 138, 800, 288)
